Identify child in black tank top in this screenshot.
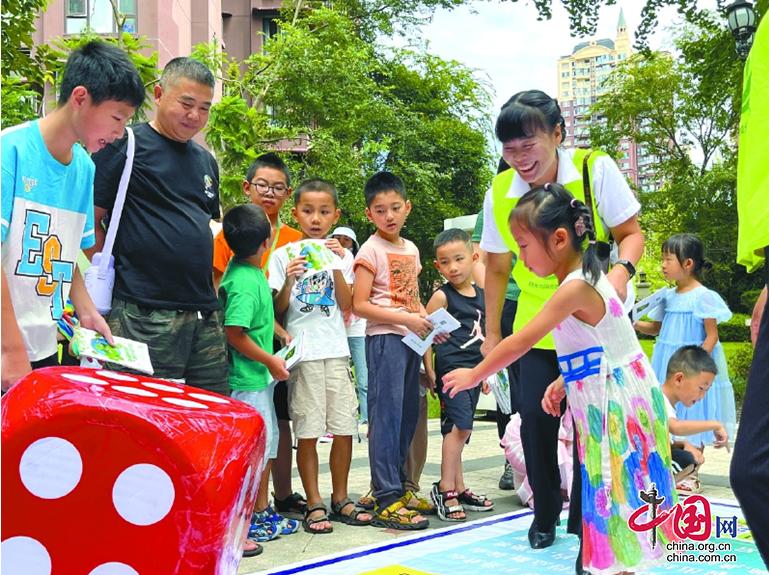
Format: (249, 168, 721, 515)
(425, 230, 495, 522)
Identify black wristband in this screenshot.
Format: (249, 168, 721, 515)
(615, 259, 636, 280)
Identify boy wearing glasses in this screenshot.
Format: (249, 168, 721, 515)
(212, 153, 301, 290)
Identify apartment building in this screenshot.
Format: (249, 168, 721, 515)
(556, 9, 658, 191)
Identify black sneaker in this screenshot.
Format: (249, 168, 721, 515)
(499, 461, 514, 490)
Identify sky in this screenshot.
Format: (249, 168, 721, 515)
(414, 0, 720, 152)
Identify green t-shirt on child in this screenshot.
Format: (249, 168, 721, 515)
(219, 258, 274, 391)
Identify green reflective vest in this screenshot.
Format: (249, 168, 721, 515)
(491, 148, 608, 349)
(737, 16, 769, 273)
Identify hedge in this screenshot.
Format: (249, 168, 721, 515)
(718, 313, 751, 342)
(635, 312, 751, 342)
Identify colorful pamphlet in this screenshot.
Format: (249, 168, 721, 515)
(73, 327, 154, 375)
(486, 368, 511, 415)
(402, 308, 462, 355)
(273, 330, 306, 384)
(284, 240, 342, 275)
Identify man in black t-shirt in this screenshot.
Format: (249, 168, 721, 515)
(88, 57, 228, 396)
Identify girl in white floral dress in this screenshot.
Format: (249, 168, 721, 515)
(444, 183, 678, 575)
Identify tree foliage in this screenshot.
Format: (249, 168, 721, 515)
(194, 4, 494, 299)
(1, 0, 50, 80)
(589, 12, 765, 309)
(0, 32, 158, 129)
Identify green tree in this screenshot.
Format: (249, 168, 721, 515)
(589, 13, 765, 309)
(1, 32, 158, 129)
(194, 4, 494, 299)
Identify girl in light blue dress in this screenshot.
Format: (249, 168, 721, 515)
(635, 234, 736, 455)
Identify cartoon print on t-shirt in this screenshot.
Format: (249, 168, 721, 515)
(460, 309, 485, 349)
(387, 253, 420, 313)
(296, 270, 334, 316)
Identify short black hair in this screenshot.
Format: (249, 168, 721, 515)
(246, 153, 292, 188)
(160, 57, 216, 91)
(666, 345, 718, 380)
(662, 233, 713, 280)
(58, 40, 145, 108)
(434, 228, 472, 255)
(293, 179, 338, 207)
(222, 203, 271, 259)
(495, 90, 565, 144)
(364, 172, 407, 207)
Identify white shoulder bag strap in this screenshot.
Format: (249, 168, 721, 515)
(96, 126, 135, 279)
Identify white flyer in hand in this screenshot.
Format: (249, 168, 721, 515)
(631, 287, 670, 324)
(284, 240, 342, 275)
(486, 368, 512, 415)
(74, 327, 154, 374)
(402, 308, 461, 355)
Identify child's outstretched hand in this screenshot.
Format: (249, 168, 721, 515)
(442, 368, 480, 398)
(713, 425, 730, 453)
(541, 377, 566, 417)
(481, 380, 491, 395)
(325, 238, 346, 258)
(285, 256, 308, 282)
(267, 356, 290, 382)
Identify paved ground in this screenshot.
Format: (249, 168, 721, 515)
(238, 417, 736, 574)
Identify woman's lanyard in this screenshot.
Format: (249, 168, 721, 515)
(264, 218, 281, 270)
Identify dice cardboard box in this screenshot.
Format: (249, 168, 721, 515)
(1, 367, 266, 575)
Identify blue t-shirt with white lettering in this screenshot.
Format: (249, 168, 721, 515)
(1, 120, 95, 361)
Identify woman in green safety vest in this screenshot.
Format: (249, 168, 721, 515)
(479, 90, 644, 571)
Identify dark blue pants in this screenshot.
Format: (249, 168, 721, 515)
(731, 247, 769, 567)
(366, 334, 422, 509)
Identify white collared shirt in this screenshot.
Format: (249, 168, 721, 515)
(480, 147, 640, 254)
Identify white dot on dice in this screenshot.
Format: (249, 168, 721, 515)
(62, 373, 109, 385)
(96, 371, 139, 382)
(0, 536, 52, 575)
(20, 437, 83, 499)
(188, 392, 230, 404)
(161, 398, 209, 409)
(112, 386, 158, 398)
(112, 464, 175, 526)
(141, 381, 184, 393)
(87, 562, 140, 575)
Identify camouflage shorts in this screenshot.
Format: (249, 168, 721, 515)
(107, 298, 230, 397)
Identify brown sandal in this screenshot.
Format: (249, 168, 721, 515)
(302, 502, 333, 534)
(330, 497, 373, 526)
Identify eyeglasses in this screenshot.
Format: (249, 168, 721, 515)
(250, 181, 288, 197)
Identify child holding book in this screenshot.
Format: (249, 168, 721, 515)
(426, 228, 494, 522)
(218, 203, 296, 556)
(268, 179, 372, 533)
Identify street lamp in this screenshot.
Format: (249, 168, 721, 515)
(726, 0, 757, 60)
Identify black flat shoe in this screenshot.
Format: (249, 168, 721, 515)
(528, 520, 557, 549)
(575, 542, 590, 575)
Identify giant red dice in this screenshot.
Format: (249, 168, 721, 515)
(1, 366, 266, 575)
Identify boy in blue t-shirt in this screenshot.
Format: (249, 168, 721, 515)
(219, 203, 297, 554)
(426, 229, 495, 522)
(1, 40, 144, 391)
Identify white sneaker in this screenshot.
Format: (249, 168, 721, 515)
(319, 433, 334, 443)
